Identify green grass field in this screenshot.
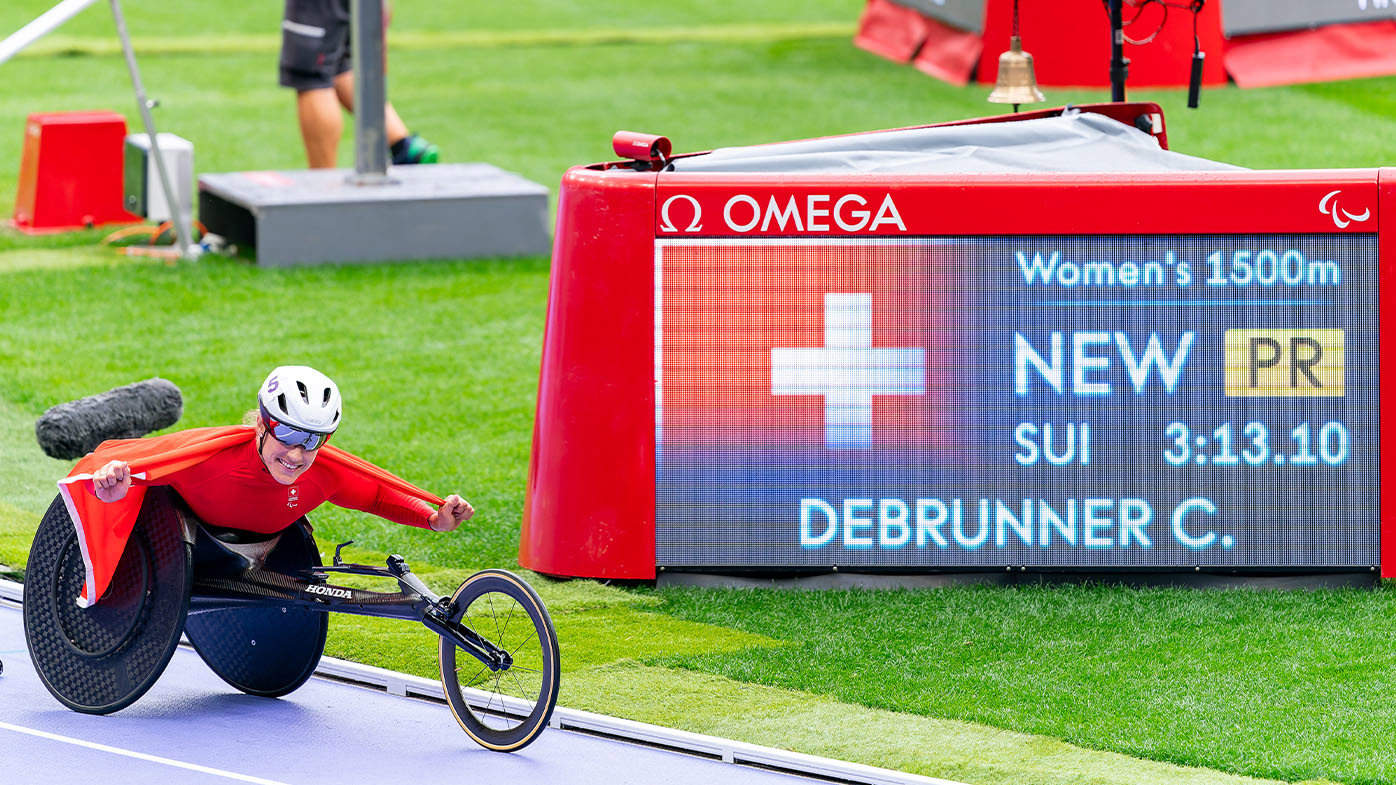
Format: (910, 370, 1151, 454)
(2, 1, 1394, 783)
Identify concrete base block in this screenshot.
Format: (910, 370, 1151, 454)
(198, 163, 551, 266)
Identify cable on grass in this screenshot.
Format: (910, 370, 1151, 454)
(100, 220, 208, 260)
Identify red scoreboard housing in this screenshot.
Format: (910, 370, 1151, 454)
(520, 103, 1396, 581)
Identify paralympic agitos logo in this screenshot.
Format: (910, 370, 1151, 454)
(1318, 190, 1370, 229)
(660, 192, 907, 234)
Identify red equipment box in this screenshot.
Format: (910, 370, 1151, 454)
(13, 110, 140, 233)
(521, 103, 1396, 581)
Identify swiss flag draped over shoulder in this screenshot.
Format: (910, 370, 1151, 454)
(58, 425, 443, 608)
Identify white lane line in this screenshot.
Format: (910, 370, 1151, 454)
(0, 721, 292, 785)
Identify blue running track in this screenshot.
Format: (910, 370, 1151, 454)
(0, 601, 820, 785)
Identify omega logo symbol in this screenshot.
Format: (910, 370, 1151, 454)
(659, 192, 906, 234)
(660, 194, 703, 233)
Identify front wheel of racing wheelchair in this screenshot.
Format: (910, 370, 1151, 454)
(438, 569, 560, 751)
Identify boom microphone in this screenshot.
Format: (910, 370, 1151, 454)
(35, 378, 184, 460)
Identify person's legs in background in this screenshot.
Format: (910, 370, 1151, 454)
(298, 77, 437, 168)
(296, 86, 343, 169)
(281, 0, 437, 168)
(281, 0, 350, 169)
(330, 71, 438, 164)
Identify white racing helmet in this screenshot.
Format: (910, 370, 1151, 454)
(257, 365, 342, 440)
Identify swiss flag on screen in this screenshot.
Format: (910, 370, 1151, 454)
(658, 241, 964, 450)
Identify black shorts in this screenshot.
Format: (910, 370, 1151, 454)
(279, 0, 352, 91)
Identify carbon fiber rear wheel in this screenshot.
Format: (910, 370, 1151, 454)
(185, 521, 327, 697)
(23, 490, 191, 714)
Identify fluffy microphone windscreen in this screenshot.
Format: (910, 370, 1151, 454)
(35, 378, 184, 460)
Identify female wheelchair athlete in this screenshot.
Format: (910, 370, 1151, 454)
(22, 487, 560, 752)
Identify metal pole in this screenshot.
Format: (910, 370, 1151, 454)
(0, 0, 101, 67)
(349, 0, 390, 184)
(1109, 0, 1128, 102)
(110, 0, 196, 258)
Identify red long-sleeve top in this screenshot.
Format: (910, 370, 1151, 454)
(62, 426, 444, 607)
(156, 438, 435, 533)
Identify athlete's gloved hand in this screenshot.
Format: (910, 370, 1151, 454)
(429, 494, 474, 532)
(92, 460, 133, 503)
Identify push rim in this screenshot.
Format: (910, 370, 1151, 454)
(51, 529, 152, 659)
(23, 490, 191, 715)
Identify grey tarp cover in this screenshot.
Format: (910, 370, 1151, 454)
(666, 110, 1243, 174)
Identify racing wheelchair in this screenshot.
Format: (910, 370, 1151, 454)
(22, 488, 559, 752)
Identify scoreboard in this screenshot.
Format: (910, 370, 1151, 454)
(655, 235, 1377, 570)
(520, 104, 1396, 580)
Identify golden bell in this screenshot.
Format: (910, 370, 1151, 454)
(988, 35, 1045, 108)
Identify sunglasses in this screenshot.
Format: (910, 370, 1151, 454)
(260, 411, 331, 451)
